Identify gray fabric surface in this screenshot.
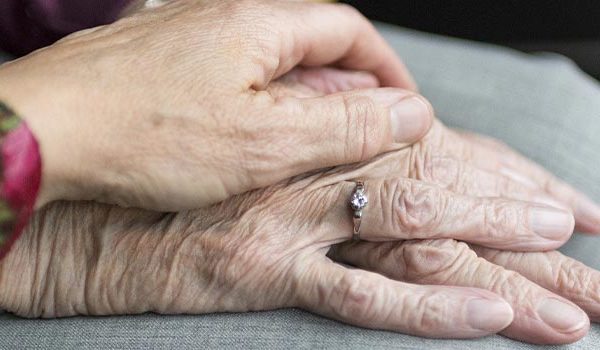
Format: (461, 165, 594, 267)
(1, 22, 600, 349)
(2, 309, 600, 350)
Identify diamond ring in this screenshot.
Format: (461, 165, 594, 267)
(349, 181, 368, 241)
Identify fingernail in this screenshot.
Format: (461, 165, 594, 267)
(575, 196, 600, 233)
(467, 298, 513, 332)
(529, 206, 574, 240)
(537, 298, 589, 333)
(390, 96, 432, 143)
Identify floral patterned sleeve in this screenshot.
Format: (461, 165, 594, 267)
(0, 102, 42, 259)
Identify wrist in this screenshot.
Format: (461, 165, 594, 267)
(0, 100, 41, 260)
(0, 213, 36, 316)
(0, 60, 79, 208)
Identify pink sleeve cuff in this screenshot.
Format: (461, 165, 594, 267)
(0, 103, 41, 259)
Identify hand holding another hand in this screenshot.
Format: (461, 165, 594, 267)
(0, 0, 425, 211)
(3, 70, 599, 345)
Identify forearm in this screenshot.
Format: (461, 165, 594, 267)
(0, 200, 222, 318)
(0, 201, 155, 317)
(0, 201, 100, 317)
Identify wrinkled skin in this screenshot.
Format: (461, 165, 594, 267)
(331, 239, 600, 345)
(1, 70, 600, 346)
(0, 0, 426, 211)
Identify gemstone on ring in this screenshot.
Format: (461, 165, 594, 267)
(350, 187, 368, 211)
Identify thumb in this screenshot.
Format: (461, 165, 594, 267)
(273, 88, 433, 169)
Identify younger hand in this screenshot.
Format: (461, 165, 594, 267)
(0, 0, 426, 211)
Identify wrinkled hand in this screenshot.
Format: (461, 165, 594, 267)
(331, 240, 597, 345)
(2, 69, 597, 345)
(302, 69, 600, 344)
(284, 69, 600, 344)
(0, 173, 519, 338)
(327, 109, 600, 343)
(0, 0, 427, 211)
(275, 67, 600, 236)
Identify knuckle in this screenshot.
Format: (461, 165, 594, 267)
(401, 240, 472, 283)
(339, 94, 384, 162)
(406, 122, 447, 180)
(331, 272, 379, 321)
(409, 290, 452, 332)
(391, 180, 445, 235)
(370, 242, 410, 279)
(418, 157, 463, 191)
(554, 257, 596, 299)
(487, 266, 529, 300)
(483, 200, 521, 239)
(218, 0, 278, 63)
(218, 0, 270, 35)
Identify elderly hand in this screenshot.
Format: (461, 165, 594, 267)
(276, 67, 600, 237)
(331, 240, 597, 345)
(269, 69, 600, 344)
(0, 181, 517, 337)
(0, 0, 429, 211)
(306, 69, 600, 344)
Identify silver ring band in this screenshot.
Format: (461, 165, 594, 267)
(349, 181, 368, 241)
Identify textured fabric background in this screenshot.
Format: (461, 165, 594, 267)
(1, 22, 600, 349)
